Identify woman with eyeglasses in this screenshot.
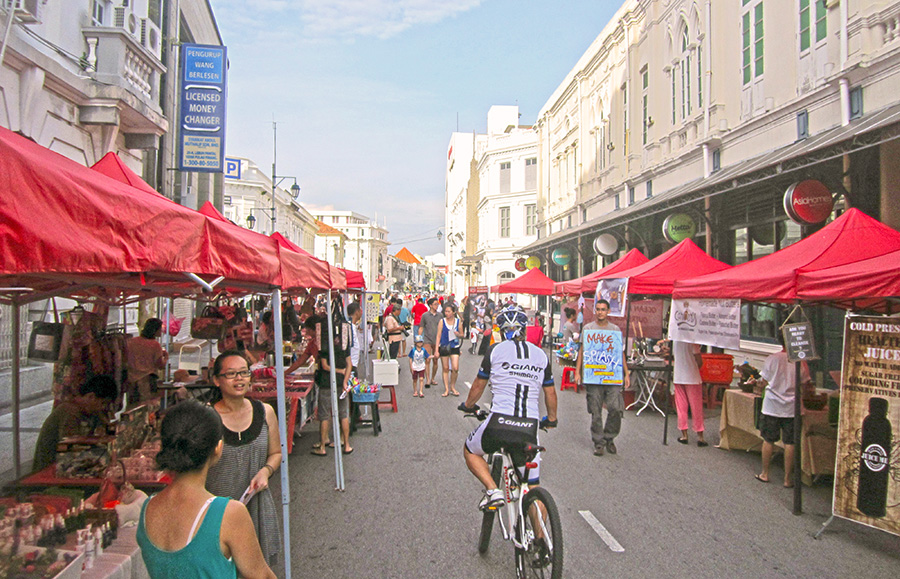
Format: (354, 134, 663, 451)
(205, 350, 282, 565)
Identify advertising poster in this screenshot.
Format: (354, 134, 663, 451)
(596, 278, 628, 318)
(582, 329, 624, 386)
(364, 292, 381, 324)
(667, 298, 741, 350)
(833, 315, 900, 537)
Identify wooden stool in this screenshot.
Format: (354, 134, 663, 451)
(561, 366, 579, 392)
(703, 382, 729, 409)
(377, 384, 398, 413)
(350, 399, 382, 436)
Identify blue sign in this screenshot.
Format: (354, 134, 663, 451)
(582, 329, 624, 385)
(224, 157, 241, 179)
(178, 44, 227, 172)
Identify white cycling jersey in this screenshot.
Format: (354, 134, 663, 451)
(477, 340, 554, 419)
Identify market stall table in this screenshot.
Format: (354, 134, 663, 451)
(245, 375, 314, 454)
(626, 362, 669, 416)
(9, 465, 167, 493)
(718, 389, 837, 485)
(85, 526, 150, 579)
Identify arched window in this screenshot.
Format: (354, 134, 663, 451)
(498, 271, 515, 284)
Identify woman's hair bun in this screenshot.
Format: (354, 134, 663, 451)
(156, 401, 223, 474)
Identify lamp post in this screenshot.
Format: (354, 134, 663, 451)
(247, 121, 301, 233)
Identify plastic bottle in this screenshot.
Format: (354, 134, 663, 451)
(857, 397, 892, 518)
(94, 526, 104, 557)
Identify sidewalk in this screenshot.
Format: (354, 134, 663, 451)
(0, 397, 53, 483)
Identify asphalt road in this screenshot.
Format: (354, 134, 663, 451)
(272, 346, 900, 578)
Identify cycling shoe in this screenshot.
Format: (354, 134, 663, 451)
(479, 488, 505, 511)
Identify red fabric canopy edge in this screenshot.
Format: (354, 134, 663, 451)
(553, 248, 649, 295)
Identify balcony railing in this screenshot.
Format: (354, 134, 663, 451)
(82, 25, 166, 105)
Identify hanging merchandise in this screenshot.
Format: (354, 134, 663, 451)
(190, 304, 225, 339)
(27, 298, 67, 361)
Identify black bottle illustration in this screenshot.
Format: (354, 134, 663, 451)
(857, 397, 892, 518)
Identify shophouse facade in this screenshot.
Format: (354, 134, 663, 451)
(524, 0, 900, 369)
(311, 210, 391, 293)
(221, 156, 317, 252)
(314, 220, 347, 268)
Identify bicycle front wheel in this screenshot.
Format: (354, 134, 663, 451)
(515, 486, 563, 579)
(478, 457, 503, 554)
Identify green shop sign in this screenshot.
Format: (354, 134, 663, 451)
(662, 213, 697, 243)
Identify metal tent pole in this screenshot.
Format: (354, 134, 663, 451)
(359, 294, 369, 382)
(11, 301, 21, 479)
(325, 292, 345, 490)
(271, 289, 292, 579)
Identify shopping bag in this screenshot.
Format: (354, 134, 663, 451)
(28, 321, 67, 361)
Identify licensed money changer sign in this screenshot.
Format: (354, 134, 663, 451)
(833, 315, 900, 537)
(179, 44, 228, 172)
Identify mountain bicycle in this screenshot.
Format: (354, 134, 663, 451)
(465, 409, 563, 579)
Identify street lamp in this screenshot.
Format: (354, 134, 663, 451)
(251, 120, 300, 234)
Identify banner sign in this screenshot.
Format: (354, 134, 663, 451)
(179, 44, 228, 172)
(582, 329, 624, 385)
(833, 315, 900, 536)
(626, 299, 665, 339)
(468, 286, 488, 313)
(595, 278, 628, 318)
(667, 299, 741, 350)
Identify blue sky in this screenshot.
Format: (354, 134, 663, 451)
(212, 0, 620, 256)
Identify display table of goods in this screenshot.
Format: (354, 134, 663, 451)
(15, 402, 167, 492)
(0, 490, 130, 578)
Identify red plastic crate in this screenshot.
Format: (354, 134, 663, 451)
(700, 353, 734, 384)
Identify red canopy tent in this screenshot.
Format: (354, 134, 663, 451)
(797, 249, 900, 304)
(91, 151, 159, 196)
(554, 248, 649, 295)
(673, 209, 900, 301)
(597, 239, 731, 296)
(269, 232, 363, 290)
(491, 267, 556, 295)
(198, 200, 231, 223)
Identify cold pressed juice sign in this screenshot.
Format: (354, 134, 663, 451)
(833, 315, 900, 537)
(582, 329, 624, 385)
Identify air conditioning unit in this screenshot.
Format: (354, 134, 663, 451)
(140, 17, 162, 59)
(3, 0, 44, 24)
(113, 5, 139, 38)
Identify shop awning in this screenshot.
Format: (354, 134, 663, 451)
(491, 267, 556, 295)
(673, 209, 900, 302)
(91, 152, 160, 196)
(603, 239, 731, 296)
(522, 102, 900, 255)
(554, 248, 649, 295)
(797, 249, 900, 306)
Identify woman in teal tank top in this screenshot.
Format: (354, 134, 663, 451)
(137, 400, 275, 579)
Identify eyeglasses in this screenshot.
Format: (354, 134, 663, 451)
(218, 370, 251, 379)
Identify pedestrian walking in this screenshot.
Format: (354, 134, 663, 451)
(418, 297, 442, 387)
(671, 340, 708, 446)
(408, 335, 429, 397)
(437, 303, 463, 397)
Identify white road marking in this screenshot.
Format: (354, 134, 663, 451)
(579, 510, 625, 552)
(464, 381, 471, 390)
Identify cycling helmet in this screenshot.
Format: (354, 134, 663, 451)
(495, 305, 528, 341)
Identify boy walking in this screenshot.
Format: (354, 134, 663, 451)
(408, 335, 429, 397)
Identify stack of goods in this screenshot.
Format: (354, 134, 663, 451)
(345, 378, 380, 402)
(54, 437, 114, 479)
(555, 341, 580, 366)
(735, 362, 761, 393)
(0, 499, 93, 577)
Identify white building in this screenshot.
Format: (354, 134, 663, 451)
(314, 220, 347, 267)
(311, 210, 390, 293)
(222, 157, 317, 252)
(475, 106, 539, 298)
(444, 131, 476, 296)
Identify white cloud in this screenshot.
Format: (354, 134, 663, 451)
(213, 0, 483, 42)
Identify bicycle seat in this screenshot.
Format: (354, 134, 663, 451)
(523, 444, 545, 461)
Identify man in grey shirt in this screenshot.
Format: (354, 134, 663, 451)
(575, 299, 630, 456)
(418, 297, 442, 387)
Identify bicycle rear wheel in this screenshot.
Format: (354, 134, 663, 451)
(515, 486, 563, 579)
(478, 457, 503, 554)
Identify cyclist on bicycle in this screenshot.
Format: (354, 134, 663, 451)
(459, 305, 558, 511)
